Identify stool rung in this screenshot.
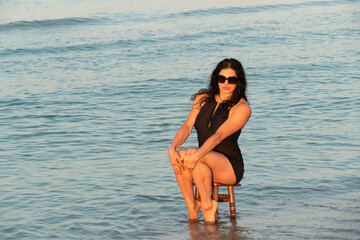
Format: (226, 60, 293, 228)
(218, 194, 230, 202)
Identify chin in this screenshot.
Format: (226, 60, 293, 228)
(222, 89, 234, 94)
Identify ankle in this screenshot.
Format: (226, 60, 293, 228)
(186, 202, 196, 211)
(201, 201, 212, 211)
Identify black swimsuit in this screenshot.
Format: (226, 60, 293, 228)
(194, 98, 244, 184)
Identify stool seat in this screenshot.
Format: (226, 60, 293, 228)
(194, 182, 241, 220)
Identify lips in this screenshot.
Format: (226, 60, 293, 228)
(222, 87, 231, 91)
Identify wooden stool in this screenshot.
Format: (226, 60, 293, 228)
(194, 182, 241, 219)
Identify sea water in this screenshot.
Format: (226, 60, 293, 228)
(0, 0, 359, 239)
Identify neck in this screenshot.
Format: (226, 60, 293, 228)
(219, 93, 232, 102)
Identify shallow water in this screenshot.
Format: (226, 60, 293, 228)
(1, 0, 360, 239)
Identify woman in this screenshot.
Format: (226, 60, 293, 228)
(168, 58, 251, 223)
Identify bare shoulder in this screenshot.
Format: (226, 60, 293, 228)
(230, 99, 251, 117)
(183, 92, 208, 126)
(193, 92, 209, 109)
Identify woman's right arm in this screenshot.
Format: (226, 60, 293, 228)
(168, 94, 204, 174)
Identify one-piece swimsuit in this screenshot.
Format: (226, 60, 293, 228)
(194, 98, 244, 183)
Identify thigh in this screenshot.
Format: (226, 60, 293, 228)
(200, 151, 237, 185)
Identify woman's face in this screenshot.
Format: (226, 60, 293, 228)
(218, 68, 238, 96)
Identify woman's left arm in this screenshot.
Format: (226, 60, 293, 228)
(182, 102, 251, 170)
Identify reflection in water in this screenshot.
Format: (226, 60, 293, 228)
(188, 218, 249, 240)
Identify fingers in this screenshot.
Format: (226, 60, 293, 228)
(172, 153, 197, 174)
(182, 162, 193, 172)
(184, 161, 197, 172)
(180, 161, 191, 172)
(173, 163, 185, 175)
(173, 159, 194, 175)
(177, 158, 185, 170)
(173, 165, 180, 175)
(179, 163, 185, 171)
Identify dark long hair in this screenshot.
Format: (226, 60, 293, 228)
(193, 58, 248, 108)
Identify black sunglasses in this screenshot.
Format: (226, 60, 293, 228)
(217, 75, 239, 84)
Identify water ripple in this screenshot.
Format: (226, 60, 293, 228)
(0, 0, 359, 239)
(0, 17, 111, 31)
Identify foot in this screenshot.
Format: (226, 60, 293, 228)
(202, 200, 218, 223)
(188, 200, 201, 220)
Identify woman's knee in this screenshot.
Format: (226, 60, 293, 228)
(177, 148, 198, 157)
(192, 161, 212, 176)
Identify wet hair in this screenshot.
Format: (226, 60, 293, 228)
(193, 58, 248, 108)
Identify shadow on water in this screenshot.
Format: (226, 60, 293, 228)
(187, 218, 250, 240)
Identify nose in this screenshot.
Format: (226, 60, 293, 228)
(224, 79, 229, 86)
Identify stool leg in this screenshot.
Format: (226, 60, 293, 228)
(212, 184, 219, 201)
(228, 186, 236, 217)
(194, 186, 201, 200)
(212, 184, 219, 221)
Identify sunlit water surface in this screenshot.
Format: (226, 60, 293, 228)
(0, 0, 359, 239)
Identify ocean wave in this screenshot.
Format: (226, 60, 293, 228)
(0, 29, 217, 56)
(161, 0, 339, 20)
(0, 16, 111, 31)
(0, 39, 132, 56)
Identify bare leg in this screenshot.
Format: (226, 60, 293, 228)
(192, 151, 236, 223)
(176, 149, 201, 220)
(175, 148, 236, 222)
(192, 161, 218, 223)
(175, 170, 200, 219)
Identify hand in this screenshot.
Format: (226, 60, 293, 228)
(172, 163, 185, 175)
(168, 148, 185, 175)
(180, 152, 198, 171)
